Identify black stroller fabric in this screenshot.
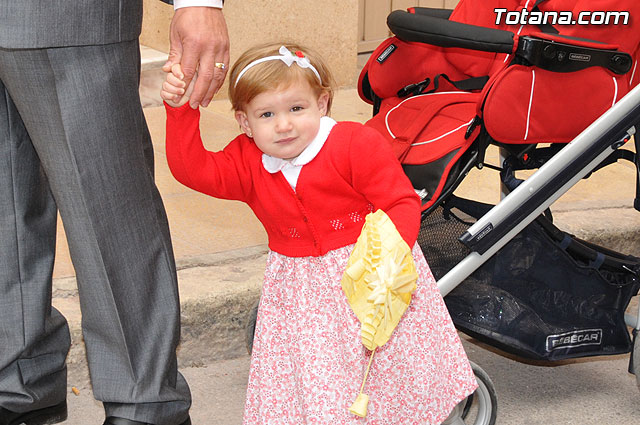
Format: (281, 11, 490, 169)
(419, 197, 640, 361)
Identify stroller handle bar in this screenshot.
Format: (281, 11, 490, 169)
(387, 9, 516, 54)
(388, 8, 634, 74)
(515, 36, 632, 75)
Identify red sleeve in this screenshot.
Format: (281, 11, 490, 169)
(348, 124, 421, 246)
(165, 102, 254, 201)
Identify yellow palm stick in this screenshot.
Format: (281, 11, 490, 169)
(349, 349, 376, 417)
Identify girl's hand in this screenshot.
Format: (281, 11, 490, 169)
(161, 63, 195, 108)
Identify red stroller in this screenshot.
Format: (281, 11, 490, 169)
(360, 0, 640, 215)
(358, 1, 640, 424)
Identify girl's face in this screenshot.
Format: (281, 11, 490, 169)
(235, 79, 329, 160)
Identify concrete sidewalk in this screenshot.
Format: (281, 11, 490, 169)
(52, 50, 640, 388)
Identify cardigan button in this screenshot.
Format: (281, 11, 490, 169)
(302, 216, 308, 222)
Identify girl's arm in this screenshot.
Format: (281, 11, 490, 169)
(348, 125, 421, 246)
(163, 64, 254, 201)
(165, 103, 253, 202)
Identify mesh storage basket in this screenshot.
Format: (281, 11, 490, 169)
(419, 197, 640, 361)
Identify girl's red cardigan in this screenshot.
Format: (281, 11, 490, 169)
(165, 103, 420, 257)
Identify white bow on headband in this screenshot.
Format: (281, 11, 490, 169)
(234, 45, 322, 87)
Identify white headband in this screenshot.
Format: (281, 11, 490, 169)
(234, 45, 322, 88)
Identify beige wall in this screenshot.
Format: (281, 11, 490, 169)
(358, 0, 459, 52)
(141, 0, 360, 98)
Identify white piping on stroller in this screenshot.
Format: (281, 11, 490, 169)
(524, 69, 536, 141)
(410, 120, 474, 147)
(384, 91, 476, 139)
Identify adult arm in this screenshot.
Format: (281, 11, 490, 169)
(161, 0, 229, 109)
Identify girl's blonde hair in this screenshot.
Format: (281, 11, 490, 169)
(228, 42, 336, 113)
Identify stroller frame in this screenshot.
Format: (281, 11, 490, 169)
(428, 61, 640, 425)
(438, 82, 640, 313)
(436, 83, 640, 377)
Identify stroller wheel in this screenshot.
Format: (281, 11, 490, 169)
(444, 361, 497, 425)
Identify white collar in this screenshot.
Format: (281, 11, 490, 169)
(262, 116, 337, 173)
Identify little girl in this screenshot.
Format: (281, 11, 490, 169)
(161, 42, 477, 425)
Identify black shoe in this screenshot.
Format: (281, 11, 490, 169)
(102, 416, 191, 425)
(0, 400, 67, 425)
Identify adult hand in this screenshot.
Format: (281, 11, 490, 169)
(163, 6, 230, 109)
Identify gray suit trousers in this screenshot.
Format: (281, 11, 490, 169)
(0, 40, 191, 424)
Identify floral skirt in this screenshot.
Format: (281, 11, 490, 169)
(243, 244, 477, 425)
